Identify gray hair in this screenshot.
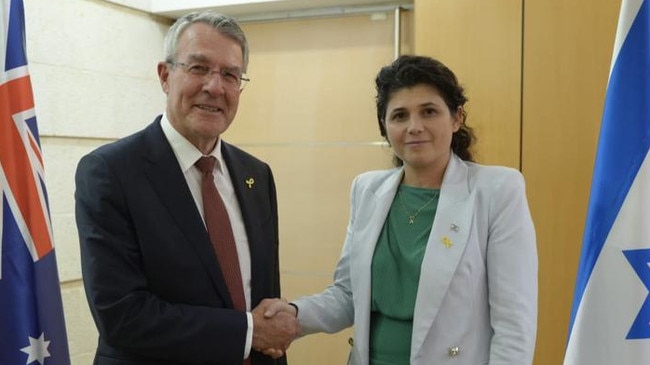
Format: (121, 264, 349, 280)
(163, 11, 249, 71)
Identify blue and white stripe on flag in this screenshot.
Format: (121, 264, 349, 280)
(564, 0, 650, 363)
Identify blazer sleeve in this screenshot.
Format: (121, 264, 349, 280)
(486, 170, 538, 364)
(292, 175, 359, 334)
(75, 152, 249, 364)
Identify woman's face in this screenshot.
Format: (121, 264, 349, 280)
(385, 84, 460, 170)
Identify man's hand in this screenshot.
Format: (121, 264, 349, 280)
(262, 298, 297, 319)
(251, 298, 301, 359)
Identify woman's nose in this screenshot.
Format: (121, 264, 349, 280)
(407, 117, 424, 133)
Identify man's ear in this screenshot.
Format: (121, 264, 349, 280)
(157, 62, 170, 93)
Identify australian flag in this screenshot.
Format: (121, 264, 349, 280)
(0, 0, 71, 364)
(564, 0, 650, 363)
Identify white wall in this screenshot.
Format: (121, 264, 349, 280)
(24, 0, 170, 362)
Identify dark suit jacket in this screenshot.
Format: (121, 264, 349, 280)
(75, 117, 285, 365)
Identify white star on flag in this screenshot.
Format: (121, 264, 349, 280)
(20, 333, 51, 365)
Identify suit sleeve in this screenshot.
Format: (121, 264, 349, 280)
(75, 153, 248, 363)
(486, 170, 538, 365)
(268, 167, 281, 298)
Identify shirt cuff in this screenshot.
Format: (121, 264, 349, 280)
(244, 312, 253, 359)
(288, 302, 299, 317)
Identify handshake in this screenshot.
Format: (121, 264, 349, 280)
(251, 298, 302, 359)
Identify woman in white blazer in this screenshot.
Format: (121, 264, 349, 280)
(266, 55, 537, 364)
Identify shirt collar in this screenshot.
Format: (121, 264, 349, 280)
(160, 113, 225, 173)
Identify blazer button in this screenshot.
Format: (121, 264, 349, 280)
(348, 337, 354, 347)
(448, 346, 460, 357)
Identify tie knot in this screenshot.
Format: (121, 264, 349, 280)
(195, 156, 217, 174)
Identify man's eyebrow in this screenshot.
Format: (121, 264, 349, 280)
(184, 54, 242, 72)
(185, 54, 210, 63)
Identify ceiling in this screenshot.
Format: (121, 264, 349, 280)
(107, 0, 413, 21)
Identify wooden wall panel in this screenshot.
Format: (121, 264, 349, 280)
(233, 12, 413, 364)
(414, 0, 522, 168)
(523, 0, 619, 363)
(226, 1, 617, 364)
(415, 0, 618, 364)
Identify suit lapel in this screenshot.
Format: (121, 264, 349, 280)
(140, 119, 233, 307)
(410, 155, 475, 359)
(221, 143, 266, 305)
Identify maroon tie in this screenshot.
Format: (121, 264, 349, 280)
(195, 156, 246, 312)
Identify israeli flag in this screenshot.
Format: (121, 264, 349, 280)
(563, 0, 650, 363)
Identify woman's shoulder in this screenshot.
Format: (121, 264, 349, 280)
(347, 168, 402, 197)
(465, 161, 526, 190)
(357, 168, 399, 179)
(467, 161, 522, 176)
(354, 168, 401, 185)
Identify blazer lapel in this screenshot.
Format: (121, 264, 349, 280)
(140, 119, 233, 307)
(411, 155, 475, 359)
(352, 169, 403, 365)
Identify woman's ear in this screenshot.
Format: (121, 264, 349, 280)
(453, 106, 464, 131)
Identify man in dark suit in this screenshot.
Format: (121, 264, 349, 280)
(75, 11, 298, 365)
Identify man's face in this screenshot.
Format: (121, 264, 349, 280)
(158, 23, 244, 153)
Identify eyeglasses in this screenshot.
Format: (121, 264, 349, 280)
(169, 61, 250, 91)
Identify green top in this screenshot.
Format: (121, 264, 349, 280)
(369, 185, 440, 365)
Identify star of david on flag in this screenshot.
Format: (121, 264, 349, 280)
(0, 0, 71, 364)
(623, 249, 650, 340)
(563, 0, 650, 363)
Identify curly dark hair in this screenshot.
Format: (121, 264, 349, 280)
(375, 55, 475, 165)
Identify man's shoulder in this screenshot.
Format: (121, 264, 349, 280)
(90, 119, 161, 159)
(221, 141, 268, 167)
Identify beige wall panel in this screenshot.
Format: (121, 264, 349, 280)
(288, 331, 353, 364)
(241, 145, 392, 274)
(523, 1, 619, 364)
(229, 15, 399, 144)
(414, 0, 522, 168)
(61, 282, 98, 365)
(400, 10, 415, 56)
(224, 12, 411, 364)
(281, 274, 353, 363)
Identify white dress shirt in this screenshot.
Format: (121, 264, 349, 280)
(160, 114, 254, 359)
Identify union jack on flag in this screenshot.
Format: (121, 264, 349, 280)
(0, 0, 71, 364)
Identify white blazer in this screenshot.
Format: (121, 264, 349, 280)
(294, 154, 537, 365)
